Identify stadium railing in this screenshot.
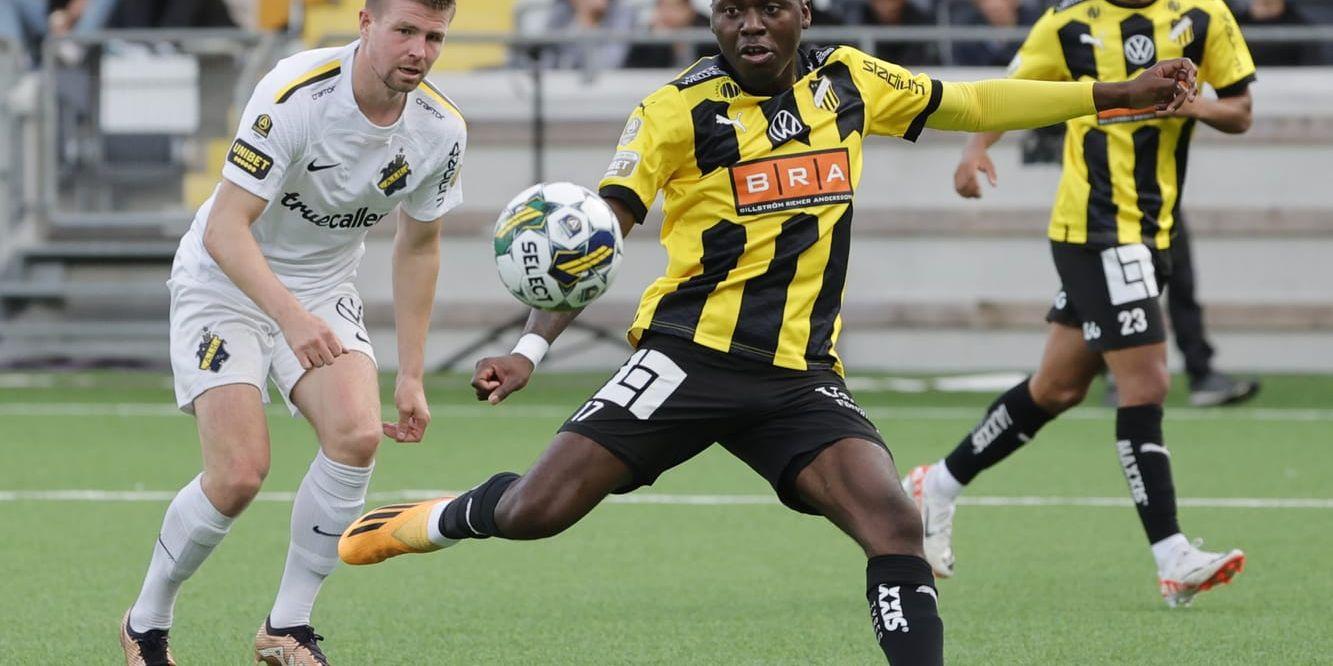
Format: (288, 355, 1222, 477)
(0, 38, 21, 255)
(34, 29, 279, 234)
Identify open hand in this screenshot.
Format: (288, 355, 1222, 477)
(954, 148, 998, 199)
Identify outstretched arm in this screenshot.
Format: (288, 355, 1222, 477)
(471, 199, 638, 404)
(928, 58, 1198, 133)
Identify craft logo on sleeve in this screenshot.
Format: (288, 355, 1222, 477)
(728, 148, 853, 215)
(227, 138, 274, 180)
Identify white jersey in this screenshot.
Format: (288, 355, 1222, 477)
(173, 41, 466, 295)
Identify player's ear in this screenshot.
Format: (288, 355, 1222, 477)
(800, 0, 812, 28)
(358, 8, 373, 41)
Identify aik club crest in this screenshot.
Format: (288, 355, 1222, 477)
(196, 328, 230, 372)
(377, 151, 412, 196)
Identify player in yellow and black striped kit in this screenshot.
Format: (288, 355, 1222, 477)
(903, 0, 1253, 610)
(340, 1, 1196, 661)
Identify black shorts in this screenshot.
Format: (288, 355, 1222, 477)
(1046, 241, 1171, 351)
(558, 333, 887, 515)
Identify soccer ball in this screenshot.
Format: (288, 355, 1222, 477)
(493, 182, 623, 311)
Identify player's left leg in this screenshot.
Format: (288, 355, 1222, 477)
(1103, 340, 1245, 606)
(1090, 244, 1244, 606)
(255, 287, 383, 663)
(719, 374, 940, 665)
(794, 438, 943, 666)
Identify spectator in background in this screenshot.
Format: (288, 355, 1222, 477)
(0, 0, 119, 68)
(1237, 0, 1321, 66)
(625, 0, 713, 69)
(838, 0, 939, 66)
(49, 0, 121, 36)
(951, 0, 1040, 66)
(0, 1, 46, 67)
(110, 0, 236, 28)
(543, 0, 638, 69)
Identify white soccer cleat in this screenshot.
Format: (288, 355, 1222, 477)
(902, 464, 956, 578)
(1158, 539, 1245, 608)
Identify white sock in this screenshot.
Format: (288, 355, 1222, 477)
(129, 474, 233, 632)
(927, 460, 965, 502)
(269, 451, 373, 629)
(426, 497, 457, 546)
(1151, 532, 1189, 572)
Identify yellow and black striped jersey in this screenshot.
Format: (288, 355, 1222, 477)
(599, 46, 940, 373)
(1009, 0, 1255, 249)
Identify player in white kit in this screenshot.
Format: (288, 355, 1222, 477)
(120, 1, 463, 664)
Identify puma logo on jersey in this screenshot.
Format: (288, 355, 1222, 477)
(715, 113, 747, 133)
(1079, 33, 1104, 48)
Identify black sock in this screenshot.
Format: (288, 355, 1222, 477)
(438, 472, 520, 540)
(943, 379, 1055, 485)
(866, 555, 943, 666)
(1115, 404, 1180, 544)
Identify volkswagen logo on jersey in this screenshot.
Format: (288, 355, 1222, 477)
(377, 151, 412, 196)
(1124, 34, 1156, 66)
(767, 109, 807, 145)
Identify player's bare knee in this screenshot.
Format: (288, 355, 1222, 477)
(1029, 378, 1086, 413)
(856, 509, 926, 558)
(323, 421, 382, 466)
(205, 463, 267, 513)
(1117, 373, 1169, 406)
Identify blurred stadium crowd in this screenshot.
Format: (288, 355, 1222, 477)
(2, 0, 1331, 71)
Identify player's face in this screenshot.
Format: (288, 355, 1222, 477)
(360, 0, 454, 94)
(711, 0, 810, 94)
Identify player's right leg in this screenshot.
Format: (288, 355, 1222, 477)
(904, 319, 1102, 576)
(341, 335, 722, 564)
(123, 280, 274, 664)
(339, 431, 631, 564)
(124, 384, 271, 664)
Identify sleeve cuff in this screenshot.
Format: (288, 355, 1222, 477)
(1214, 73, 1256, 99)
(599, 184, 649, 225)
(220, 170, 275, 203)
(903, 79, 944, 143)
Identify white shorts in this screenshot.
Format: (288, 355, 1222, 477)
(168, 277, 377, 416)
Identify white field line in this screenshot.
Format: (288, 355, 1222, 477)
(1, 402, 1332, 422)
(0, 489, 1330, 509)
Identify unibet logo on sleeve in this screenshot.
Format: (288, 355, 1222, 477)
(227, 139, 274, 180)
